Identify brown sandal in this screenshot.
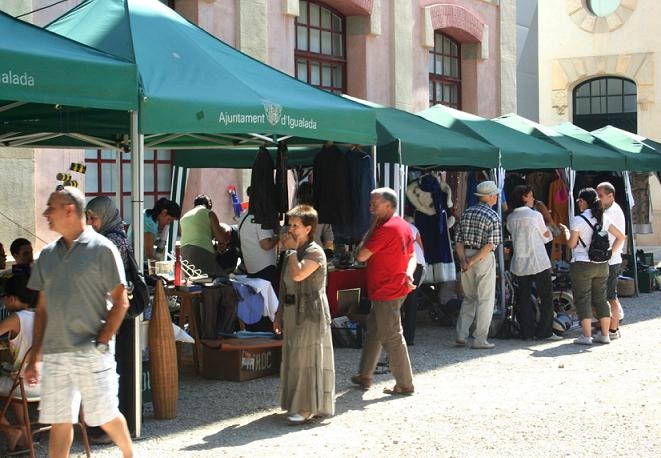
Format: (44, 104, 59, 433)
(350, 375, 372, 390)
(383, 385, 415, 396)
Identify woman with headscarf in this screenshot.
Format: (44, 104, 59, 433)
(85, 196, 138, 441)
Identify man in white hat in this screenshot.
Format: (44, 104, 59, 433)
(454, 180, 503, 349)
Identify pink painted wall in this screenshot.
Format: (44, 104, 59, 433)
(415, 0, 500, 116)
(33, 149, 86, 250)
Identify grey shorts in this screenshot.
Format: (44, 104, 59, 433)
(39, 348, 119, 426)
(606, 263, 622, 300)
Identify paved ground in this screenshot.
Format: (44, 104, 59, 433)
(12, 290, 661, 457)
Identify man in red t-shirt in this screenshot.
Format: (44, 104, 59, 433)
(350, 188, 416, 395)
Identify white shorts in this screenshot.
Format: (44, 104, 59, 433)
(40, 349, 119, 426)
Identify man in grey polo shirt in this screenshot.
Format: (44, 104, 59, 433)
(25, 186, 133, 458)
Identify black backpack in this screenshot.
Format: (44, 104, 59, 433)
(107, 230, 149, 318)
(124, 249, 149, 318)
(578, 215, 612, 263)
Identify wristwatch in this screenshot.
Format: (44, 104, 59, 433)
(95, 342, 110, 354)
(285, 249, 297, 257)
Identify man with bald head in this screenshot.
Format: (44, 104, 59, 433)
(25, 186, 134, 458)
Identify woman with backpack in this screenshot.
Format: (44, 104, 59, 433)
(558, 188, 625, 345)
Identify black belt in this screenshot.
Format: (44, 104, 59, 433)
(463, 245, 482, 250)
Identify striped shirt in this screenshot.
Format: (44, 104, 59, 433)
(455, 202, 503, 250)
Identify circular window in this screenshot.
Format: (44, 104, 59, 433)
(586, 0, 621, 17)
(567, 0, 636, 33)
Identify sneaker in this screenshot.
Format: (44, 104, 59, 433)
(593, 334, 611, 344)
(609, 329, 621, 340)
(471, 342, 495, 350)
(573, 335, 593, 345)
(454, 338, 467, 347)
(544, 333, 563, 341)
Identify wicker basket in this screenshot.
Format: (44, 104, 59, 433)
(148, 281, 178, 419)
(617, 277, 635, 297)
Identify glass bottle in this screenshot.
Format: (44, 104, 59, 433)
(174, 241, 182, 286)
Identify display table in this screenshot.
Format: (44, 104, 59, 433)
(326, 267, 367, 317)
(165, 287, 203, 373)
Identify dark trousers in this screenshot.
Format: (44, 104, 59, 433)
(401, 264, 424, 345)
(116, 317, 137, 435)
(515, 268, 553, 339)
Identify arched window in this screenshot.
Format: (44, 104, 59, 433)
(573, 76, 637, 133)
(429, 32, 461, 108)
(295, 1, 346, 94)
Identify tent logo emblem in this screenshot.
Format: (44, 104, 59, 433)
(263, 101, 282, 126)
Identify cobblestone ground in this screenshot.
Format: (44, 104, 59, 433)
(16, 290, 661, 457)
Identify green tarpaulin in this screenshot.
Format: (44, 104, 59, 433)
(589, 125, 661, 172)
(494, 114, 626, 171)
(343, 96, 499, 168)
(173, 97, 500, 169)
(0, 10, 138, 148)
(45, 0, 376, 148)
(0, 10, 138, 111)
(553, 122, 659, 171)
(418, 104, 571, 169)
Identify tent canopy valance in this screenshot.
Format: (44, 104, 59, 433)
(418, 104, 571, 170)
(40, 0, 376, 150)
(589, 125, 661, 172)
(343, 96, 500, 168)
(173, 96, 501, 170)
(0, 10, 138, 149)
(493, 114, 627, 171)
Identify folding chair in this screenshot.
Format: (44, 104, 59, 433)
(0, 349, 91, 458)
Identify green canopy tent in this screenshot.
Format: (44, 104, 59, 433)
(4, 0, 375, 438)
(343, 96, 499, 168)
(0, 10, 139, 147)
(493, 114, 626, 171)
(45, 0, 376, 149)
(45, 0, 376, 266)
(589, 125, 661, 172)
(173, 97, 499, 169)
(418, 104, 572, 170)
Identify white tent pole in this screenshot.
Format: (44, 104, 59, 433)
(130, 110, 144, 438)
(372, 144, 377, 186)
(115, 151, 122, 205)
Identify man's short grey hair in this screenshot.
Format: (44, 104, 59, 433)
(596, 181, 616, 196)
(371, 187, 398, 208)
(57, 186, 86, 216)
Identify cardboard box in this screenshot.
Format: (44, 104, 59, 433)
(200, 338, 282, 381)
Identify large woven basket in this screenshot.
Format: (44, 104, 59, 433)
(148, 281, 178, 419)
(617, 277, 635, 297)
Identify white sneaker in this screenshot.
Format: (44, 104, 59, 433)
(593, 334, 611, 344)
(609, 329, 621, 340)
(573, 335, 593, 345)
(544, 333, 563, 341)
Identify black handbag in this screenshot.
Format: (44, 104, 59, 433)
(125, 250, 149, 318)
